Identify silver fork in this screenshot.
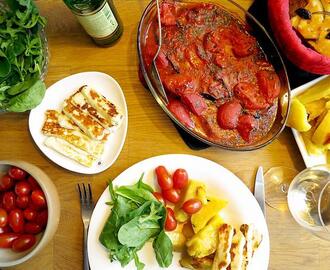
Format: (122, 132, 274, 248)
(77, 183, 94, 270)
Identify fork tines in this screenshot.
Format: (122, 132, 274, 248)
(77, 183, 93, 205)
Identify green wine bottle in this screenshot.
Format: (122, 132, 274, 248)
(63, 0, 123, 46)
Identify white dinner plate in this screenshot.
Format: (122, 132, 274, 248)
(88, 154, 270, 270)
(286, 75, 329, 168)
(29, 72, 128, 174)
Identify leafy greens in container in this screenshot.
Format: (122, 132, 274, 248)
(0, 0, 47, 112)
(99, 174, 173, 270)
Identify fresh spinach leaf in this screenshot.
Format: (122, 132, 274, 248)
(153, 230, 173, 268)
(6, 79, 45, 112)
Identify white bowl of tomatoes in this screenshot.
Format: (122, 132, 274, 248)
(0, 160, 60, 267)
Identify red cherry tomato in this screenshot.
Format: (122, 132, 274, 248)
(27, 176, 40, 190)
(0, 225, 11, 234)
(0, 233, 19, 248)
(16, 195, 30, 209)
(8, 209, 24, 233)
(0, 175, 14, 191)
(173, 169, 189, 190)
(15, 181, 31, 197)
(152, 192, 165, 205)
(0, 208, 8, 228)
(237, 114, 256, 142)
(12, 234, 36, 252)
(165, 207, 177, 231)
(23, 208, 37, 221)
(24, 223, 42, 235)
(162, 188, 180, 204)
(31, 190, 47, 209)
(35, 210, 48, 228)
(8, 167, 27, 180)
(2, 192, 16, 212)
(182, 199, 202, 214)
(155, 166, 173, 190)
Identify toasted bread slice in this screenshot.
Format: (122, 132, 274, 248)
(62, 100, 107, 140)
(69, 89, 116, 131)
(240, 224, 262, 270)
(212, 224, 234, 270)
(42, 110, 104, 157)
(81, 85, 123, 127)
(44, 136, 96, 167)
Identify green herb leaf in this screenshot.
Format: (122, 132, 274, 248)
(153, 230, 173, 268)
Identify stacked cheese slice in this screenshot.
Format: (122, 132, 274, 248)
(42, 85, 123, 167)
(212, 224, 262, 270)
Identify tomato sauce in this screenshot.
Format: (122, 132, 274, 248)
(142, 0, 280, 147)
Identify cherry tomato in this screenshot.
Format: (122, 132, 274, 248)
(233, 82, 268, 110)
(182, 199, 202, 214)
(35, 210, 48, 228)
(0, 233, 19, 248)
(24, 223, 42, 235)
(173, 169, 189, 190)
(16, 195, 30, 209)
(12, 234, 36, 252)
(23, 208, 37, 221)
(15, 181, 31, 197)
(0, 208, 8, 228)
(256, 70, 280, 104)
(165, 208, 177, 231)
(8, 167, 27, 180)
(2, 192, 16, 212)
(155, 166, 173, 190)
(152, 192, 165, 205)
(162, 188, 180, 204)
(31, 190, 46, 209)
(167, 99, 194, 129)
(217, 100, 242, 130)
(181, 93, 207, 116)
(8, 209, 24, 233)
(0, 175, 14, 191)
(0, 225, 11, 234)
(27, 176, 40, 190)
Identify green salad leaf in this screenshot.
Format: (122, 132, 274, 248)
(99, 174, 173, 270)
(0, 0, 47, 112)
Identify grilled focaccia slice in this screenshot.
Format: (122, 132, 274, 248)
(81, 85, 123, 127)
(42, 110, 104, 157)
(44, 136, 96, 167)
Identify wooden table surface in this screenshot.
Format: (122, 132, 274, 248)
(1, 0, 329, 269)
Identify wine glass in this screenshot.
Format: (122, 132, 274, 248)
(287, 164, 330, 241)
(264, 166, 299, 211)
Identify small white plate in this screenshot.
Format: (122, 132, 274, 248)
(288, 75, 329, 167)
(29, 72, 128, 174)
(88, 154, 269, 270)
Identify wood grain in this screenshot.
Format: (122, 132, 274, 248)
(0, 1, 329, 269)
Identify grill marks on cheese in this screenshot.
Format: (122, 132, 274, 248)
(212, 224, 262, 270)
(42, 86, 123, 167)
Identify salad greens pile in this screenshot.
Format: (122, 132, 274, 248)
(0, 0, 47, 112)
(99, 174, 173, 270)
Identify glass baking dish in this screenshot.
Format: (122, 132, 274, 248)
(137, 0, 291, 151)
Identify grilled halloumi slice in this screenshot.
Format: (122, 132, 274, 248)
(63, 100, 107, 141)
(212, 224, 234, 270)
(228, 230, 246, 270)
(69, 89, 116, 131)
(81, 85, 123, 127)
(240, 224, 262, 270)
(44, 137, 96, 167)
(42, 110, 104, 157)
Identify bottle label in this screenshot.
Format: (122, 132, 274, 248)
(76, 2, 118, 38)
